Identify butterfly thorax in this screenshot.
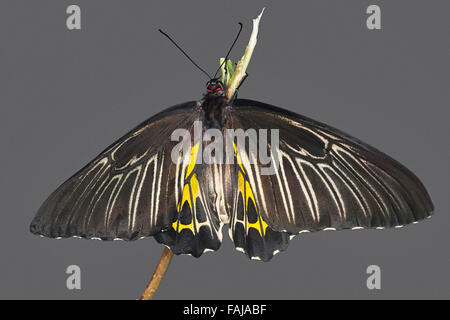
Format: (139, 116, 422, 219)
(202, 79, 229, 128)
(202, 95, 229, 128)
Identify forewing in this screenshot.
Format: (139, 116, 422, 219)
(229, 99, 433, 236)
(30, 101, 201, 241)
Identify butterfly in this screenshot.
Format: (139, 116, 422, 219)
(29, 77, 433, 261)
(30, 17, 433, 262)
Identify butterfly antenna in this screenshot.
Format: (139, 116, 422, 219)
(159, 29, 212, 80)
(214, 22, 243, 79)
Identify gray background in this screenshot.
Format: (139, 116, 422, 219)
(0, 0, 448, 299)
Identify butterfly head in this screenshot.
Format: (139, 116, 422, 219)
(205, 79, 225, 97)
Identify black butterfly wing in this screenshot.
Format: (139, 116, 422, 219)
(226, 99, 433, 260)
(154, 140, 225, 257)
(30, 101, 208, 242)
(225, 137, 291, 261)
(31, 96, 434, 261)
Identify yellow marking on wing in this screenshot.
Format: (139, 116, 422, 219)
(181, 183, 192, 211)
(245, 181, 269, 236)
(237, 168, 269, 237)
(233, 142, 245, 173)
(172, 183, 194, 233)
(185, 142, 200, 179)
(234, 141, 270, 237)
(247, 218, 269, 236)
(190, 173, 199, 210)
(245, 180, 254, 210)
(238, 170, 245, 201)
(172, 220, 194, 232)
(174, 172, 199, 234)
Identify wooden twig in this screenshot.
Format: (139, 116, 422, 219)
(226, 8, 265, 99)
(139, 247, 174, 300)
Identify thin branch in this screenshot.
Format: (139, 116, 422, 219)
(139, 247, 174, 300)
(226, 8, 265, 99)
